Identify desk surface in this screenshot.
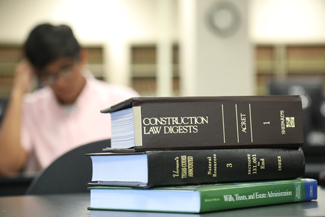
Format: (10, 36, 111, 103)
(0, 186, 324, 217)
(0, 174, 34, 197)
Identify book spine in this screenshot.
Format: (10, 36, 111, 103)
(200, 179, 318, 212)
(133, 96, 304, 150)
(147, 148, 305, 187)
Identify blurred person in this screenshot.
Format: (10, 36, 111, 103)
(0, 23, 139, 176)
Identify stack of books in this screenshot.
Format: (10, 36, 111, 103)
(87, 96, 318, 213)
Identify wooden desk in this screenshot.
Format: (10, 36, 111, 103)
(0, 186, 324, 217)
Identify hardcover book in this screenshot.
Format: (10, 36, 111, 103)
(88, 178, 318, 213)
(101, 96, 304, 150)
(87, 148, 305, 187)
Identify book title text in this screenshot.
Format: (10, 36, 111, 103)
(142, 116, 208, 135)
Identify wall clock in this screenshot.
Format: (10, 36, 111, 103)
(206, 1, 241, 37)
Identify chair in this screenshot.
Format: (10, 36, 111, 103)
(25, 139, 111, 195)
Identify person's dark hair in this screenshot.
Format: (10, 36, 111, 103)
(24, 23, 81, 70)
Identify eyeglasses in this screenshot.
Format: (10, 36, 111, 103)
(40, 66, 74, 85)
(38, 55, 80, 85)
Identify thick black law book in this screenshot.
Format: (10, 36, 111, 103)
(87, 148, 305, 188)
(101, 96, 304, 151)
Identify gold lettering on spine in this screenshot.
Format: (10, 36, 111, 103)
(248, 153, 266, 175)
(173, 157, 179, 178)
(213, 154, 217, 177)
(222, 104, 226, 143)
(280, 110, 286, 135)
(249, 104, 253, 142)
(252, 154, 257, 174)
(260, 158, 265, 169)
(247, 154, 251, 175)
(240, 113, 247, 133)
(207, 157, 212, 175)
(143, 116, 208, 126)
(173, 155, 194, 179)
(181, 155, 187, 179)
(207, 155, 217, 178)
(277, 156, 282, 171)
(188, 156, 194, 177)
(235, 104, 239, 143)
(142, 116, 207, 134)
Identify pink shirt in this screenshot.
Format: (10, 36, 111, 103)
(21, 76, 139, 172)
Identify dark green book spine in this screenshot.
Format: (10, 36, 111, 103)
(199, 179, 317, 212)
(147, 148, 305, 187)
(88, 179, 317, 213)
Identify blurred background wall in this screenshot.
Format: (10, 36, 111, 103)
(1, 0, 325, 97)
(0, 0, 179, 95)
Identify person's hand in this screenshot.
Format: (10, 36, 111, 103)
(12, 60, 35, 95)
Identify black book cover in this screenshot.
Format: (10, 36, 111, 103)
(102, 96, 304, 150)
(88, 148, 305, 187)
